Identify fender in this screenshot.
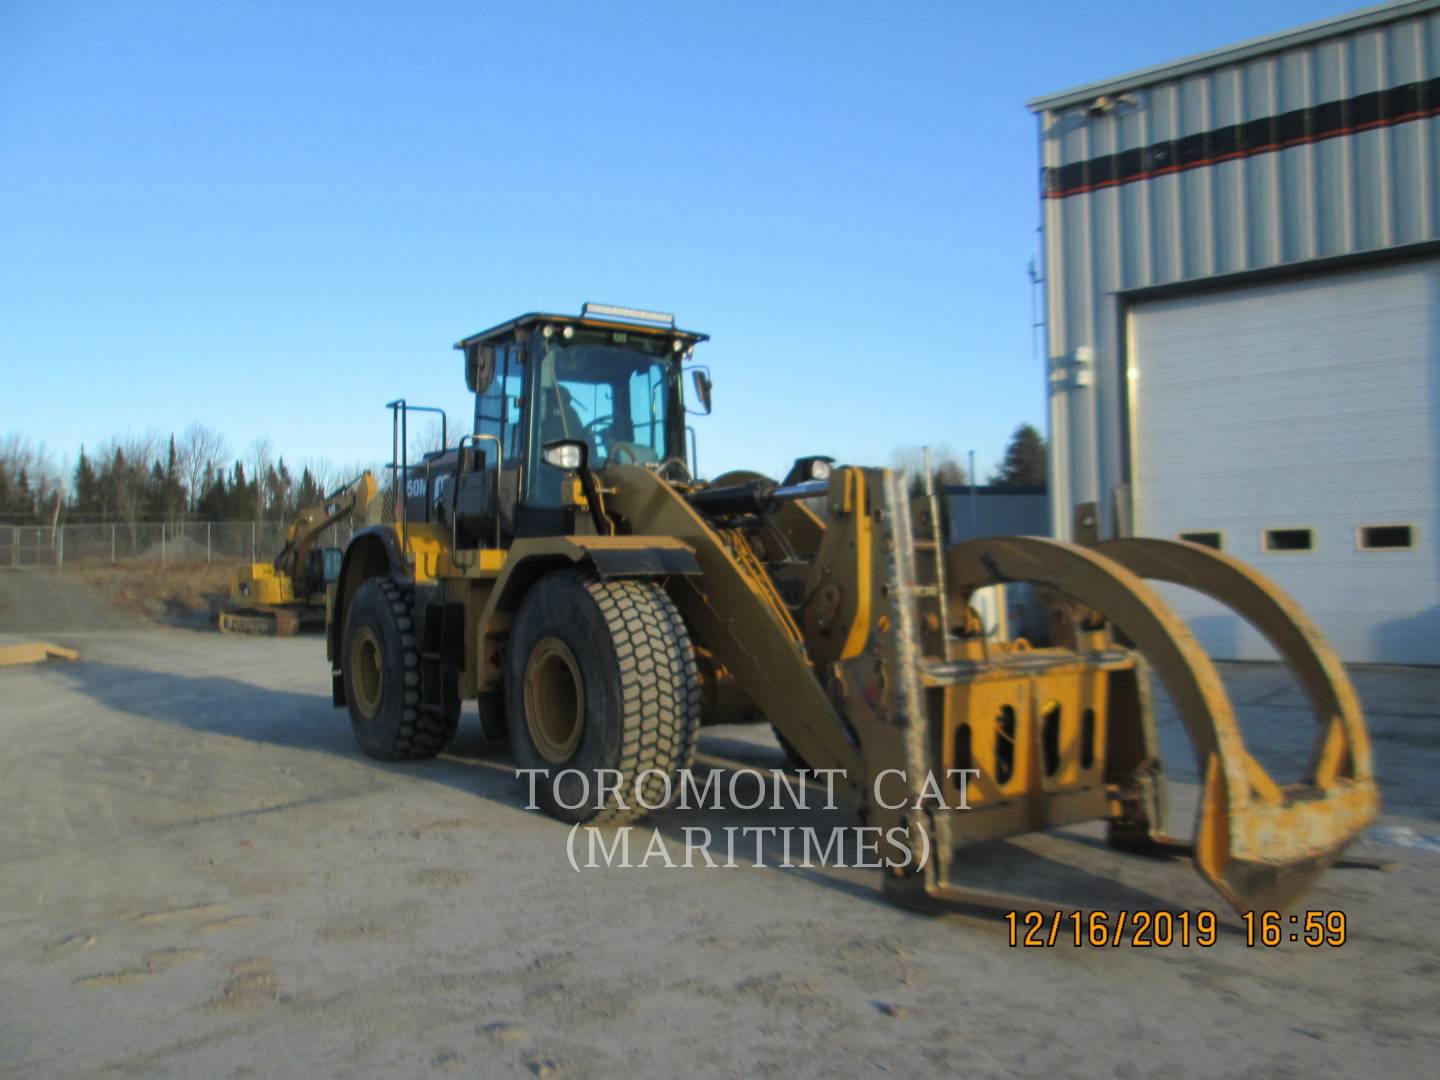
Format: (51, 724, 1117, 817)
(327, 525, 409, 675)
(470, 535, 702, 693)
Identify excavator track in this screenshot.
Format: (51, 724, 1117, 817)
(217, 606, 302, 636)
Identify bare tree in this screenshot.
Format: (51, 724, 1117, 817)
(890, 444, 968, 495)
(177, 423, 228, 512)
(410, 418, 459, 461)
(248, 438, 274, 521)
(297, 457, 341, 500)
(100, 434, 159, 539)
(0, 435, 61, 513)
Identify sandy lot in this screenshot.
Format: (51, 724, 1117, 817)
(1, 569, 1437, 1078)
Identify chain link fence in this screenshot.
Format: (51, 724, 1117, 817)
(0, 521, 357, 569)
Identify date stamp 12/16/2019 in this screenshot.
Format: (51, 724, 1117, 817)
(1005, 910, 1348, 948)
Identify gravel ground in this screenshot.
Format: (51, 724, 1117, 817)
(1, 569, 1437, 1078)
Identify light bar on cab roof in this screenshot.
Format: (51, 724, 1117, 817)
(580, 302, 676, 328)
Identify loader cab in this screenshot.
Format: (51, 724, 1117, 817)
(448, 304, 710, 544)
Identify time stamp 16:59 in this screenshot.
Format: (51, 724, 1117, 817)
(1004, 909, 1348, 948)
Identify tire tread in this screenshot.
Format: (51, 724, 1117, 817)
(564, 569, 701, 825)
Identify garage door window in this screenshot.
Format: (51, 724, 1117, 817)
(1263, 527, 1314, 552)
(1177, 531, 1224, 550)
(1358, 525, 1414, 551)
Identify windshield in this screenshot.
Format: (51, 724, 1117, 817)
(535, 330, 677, 468)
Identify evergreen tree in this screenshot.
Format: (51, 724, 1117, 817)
(144, 461, 168, 519)
(230, 461, 256, 521)
(105, 447, 127, 520)
(195, 474, 229, 520)
(264, 458, 293, 520)
(294, 467, 323, 513)
(73, 447, 100, 514)
(160, 435, 186, 521)
(989, 423, 1048, 488)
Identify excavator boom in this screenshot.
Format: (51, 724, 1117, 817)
(220, 472, 379, 636)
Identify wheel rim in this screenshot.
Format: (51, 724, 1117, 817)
(351, 626, 384, 718)
(524, 636, 585, 763)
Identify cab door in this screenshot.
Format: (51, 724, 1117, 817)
(458, 341, 528, 547)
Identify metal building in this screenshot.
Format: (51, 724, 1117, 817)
(1028, 0, 1440, 665)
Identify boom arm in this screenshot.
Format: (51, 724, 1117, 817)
(275, 472, 379, 582)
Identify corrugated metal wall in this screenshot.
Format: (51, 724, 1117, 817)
(943, 488, 1049, 544)
(1035, 2, 1440, 537)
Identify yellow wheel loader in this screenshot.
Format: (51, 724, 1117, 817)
(325, 303, 1378, 915)
(220, 472, 379, 635)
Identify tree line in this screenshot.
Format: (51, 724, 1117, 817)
(892, 422, 1047, 496)
(0, 427, 372, 528)
(1, 420, 1047, 528)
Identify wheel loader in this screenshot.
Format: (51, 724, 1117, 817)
(325, 302, 1378, 915)
(219, 472, 378, 635)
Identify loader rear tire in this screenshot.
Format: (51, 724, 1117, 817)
(507, 568, 700, 825)
(342, 577, 457, 761)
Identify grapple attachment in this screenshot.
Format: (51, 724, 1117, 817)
(824, 470, 1378, 916)
(602, 462, 1378, 916)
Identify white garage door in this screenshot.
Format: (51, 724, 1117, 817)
(1129, 257, 1439, 666)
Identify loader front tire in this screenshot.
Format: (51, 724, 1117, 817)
(342, 577, 457, 761)
(507, 569, 700, 824)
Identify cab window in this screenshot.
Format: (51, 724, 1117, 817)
(475, 344, 527, 467)
(534, 331, 675, 469)
(628, 366, 665, 459)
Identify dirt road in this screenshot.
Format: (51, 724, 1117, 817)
(2, 570, 1437, 1077)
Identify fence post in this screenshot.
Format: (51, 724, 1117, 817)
(161, 523, 166, 566)
(251, 521, 256, 561)
(111, 523, 116, 564)
(57, 526, 64, 570)
(207, 521, 212, 564)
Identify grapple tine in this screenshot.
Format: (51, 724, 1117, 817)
(1092, 538, 1372, 783)
(1094, 538, 1380, 911)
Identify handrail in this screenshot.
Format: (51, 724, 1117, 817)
(386, 399, 449, 563)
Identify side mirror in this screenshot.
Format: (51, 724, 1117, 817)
(689, 367, 713, 415)
(467, 345, 497, 393)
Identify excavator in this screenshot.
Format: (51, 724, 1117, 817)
(219, 472, 378, 635)
(322, 303, 1378, 915)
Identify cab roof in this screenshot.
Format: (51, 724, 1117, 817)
(454, 303, 709, 351)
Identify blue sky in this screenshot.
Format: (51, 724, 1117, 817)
(1, 0, 1362, 483)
